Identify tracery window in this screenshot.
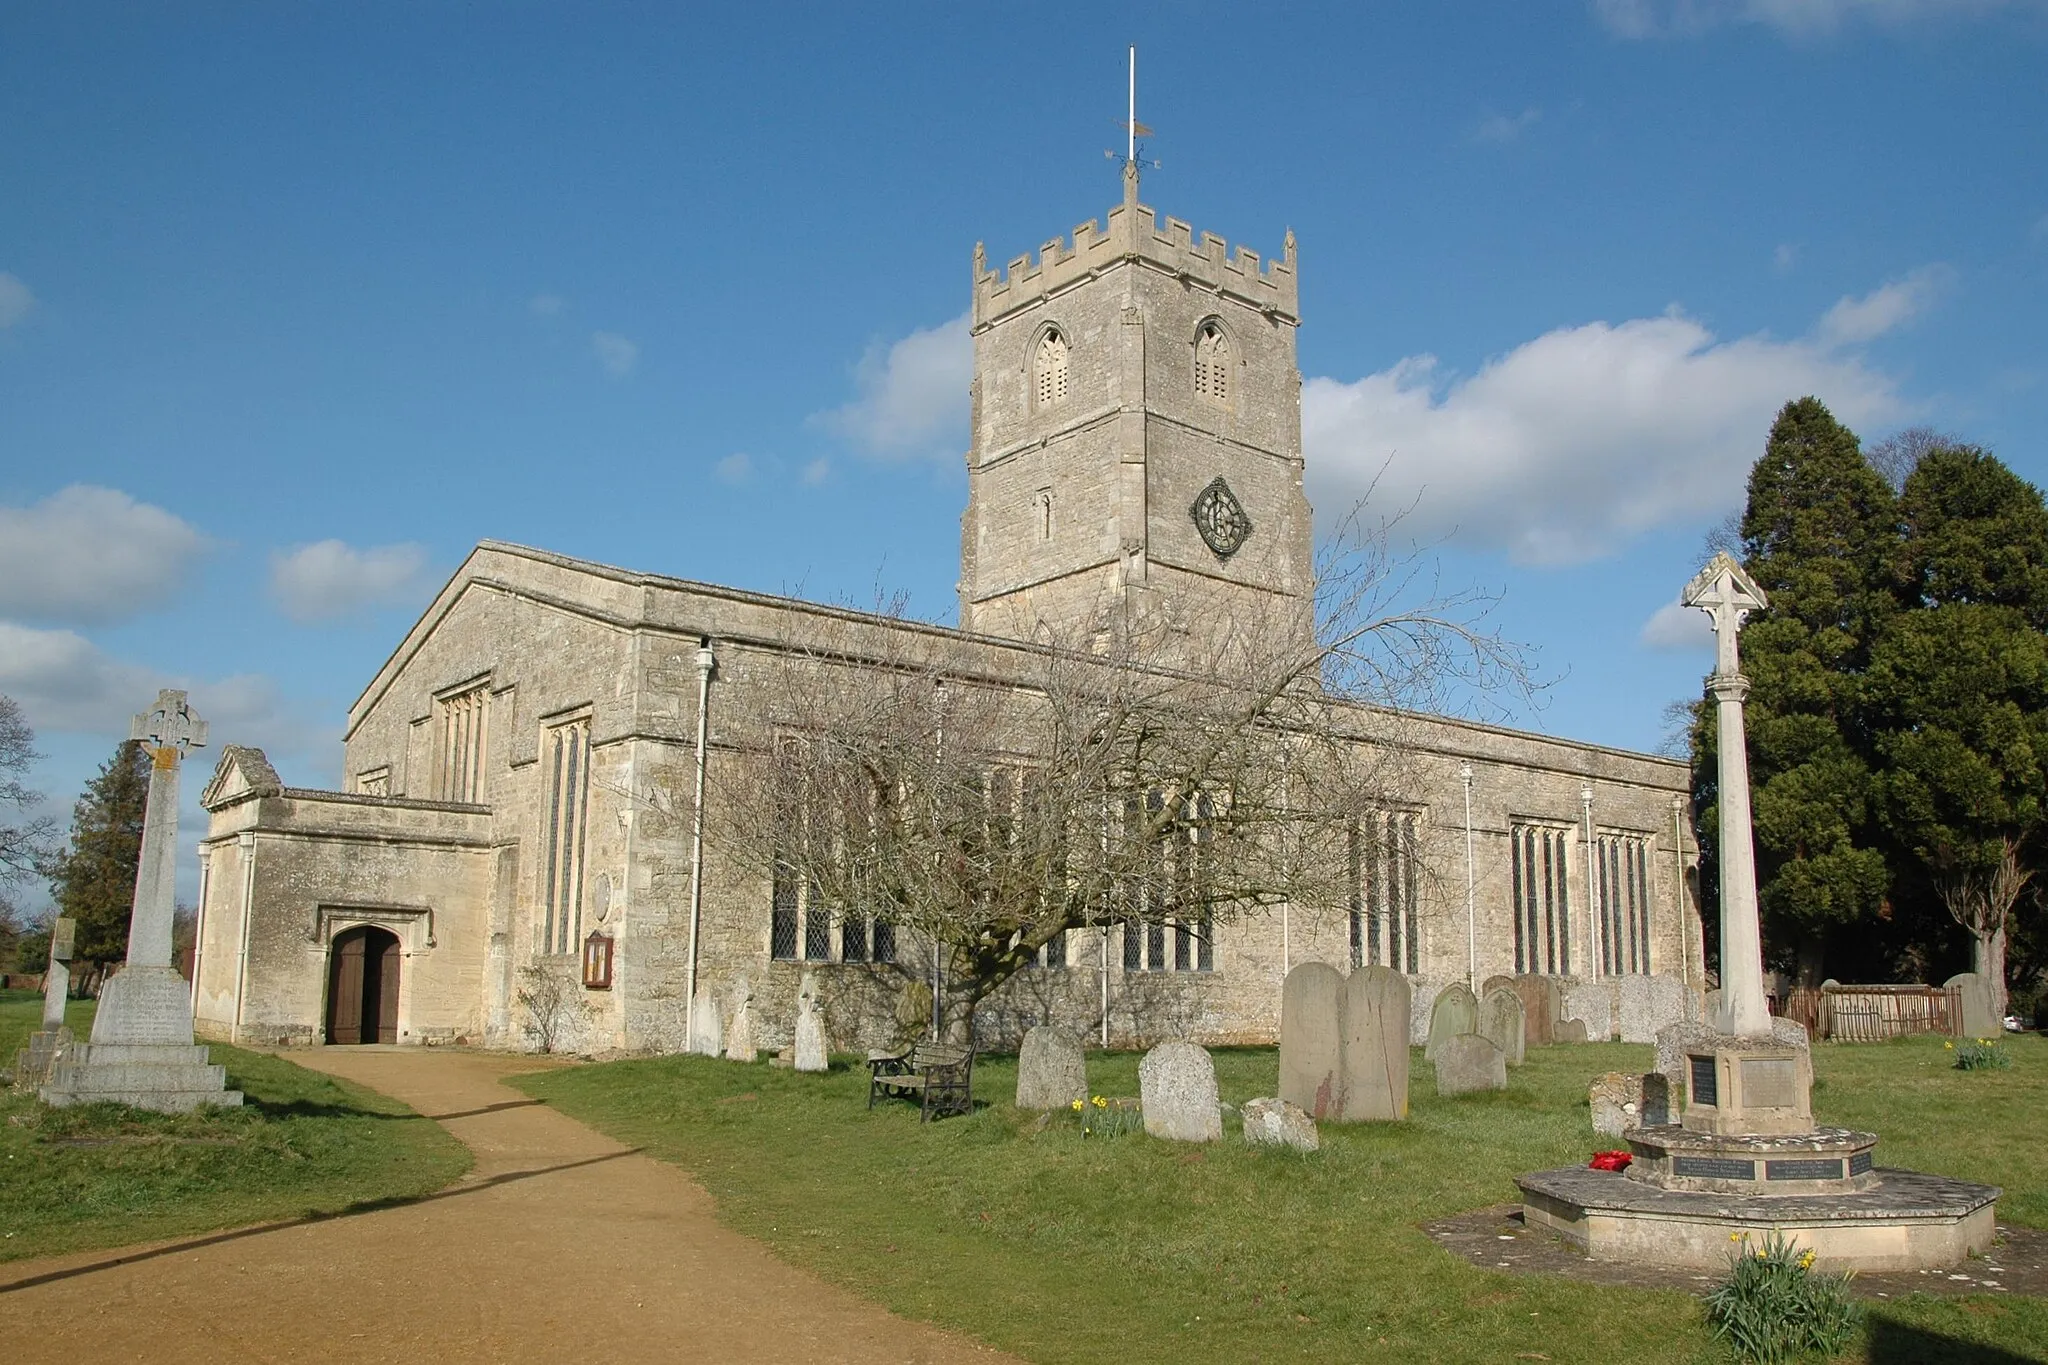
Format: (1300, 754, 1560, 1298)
(435, 682, 489, 803)
(1597, 832, 1652, 975)
(1193, 321, 1231, 406)
(540, 716, 591, 956)
(1511, 823, 1573, 975)
(1349, 810, 1420, 974)
(1034, 329, 1070, 408)
(769, 742, 896, 966)
(1118, 790, 1215, 973)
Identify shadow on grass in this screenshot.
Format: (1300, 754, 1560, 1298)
(0, 1146, 639, 1296)
(1867, 1315, 2042, 1364)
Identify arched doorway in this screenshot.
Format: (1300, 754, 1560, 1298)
(327, 925, 401, 1044)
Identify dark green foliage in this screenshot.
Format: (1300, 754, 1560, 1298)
(1704, 1230, 1861, 1364)
(45, 740, 151, 967)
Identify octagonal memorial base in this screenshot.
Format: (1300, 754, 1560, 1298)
(1516, 1165, 1998, 1273)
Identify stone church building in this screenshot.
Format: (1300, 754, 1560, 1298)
(192, 171, 1702, 1056)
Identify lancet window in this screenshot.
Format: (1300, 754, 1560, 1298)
(1118, 790, 1215, 973)
(769, 741, 895, 965)
(1349, 810, 1420, 974)
(540, 715, 591, 956)
(435, 682, 490, 803)
(1596, 832, 1652, 975)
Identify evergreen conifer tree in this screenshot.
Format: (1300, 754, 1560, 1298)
(46, 739, 151, 970)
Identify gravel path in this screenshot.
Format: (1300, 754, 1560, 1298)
(1, 1048, 1021, 1365)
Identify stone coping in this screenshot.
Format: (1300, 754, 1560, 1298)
(1629, 1124, 1876, 1155)
(1518, 1165, 2000, 1223)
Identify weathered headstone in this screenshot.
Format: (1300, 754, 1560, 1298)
(1640, 1071, 1672, 1127)
(1589, 1071, 1639, 1137)
(1425, 982, 1479, 1060)
(11, 918, 76, 1088)
(1241, 1096, 1319, 1152)
(1480, 973, 1517, 1001)
(1510, 975, 1562, 1046)
(793, 973, 828, 1073)
(1015, 1024, 1087, 1111)
(723, 979, 755, 1061)
(1561, 979, 1614, 1042)
(1139, 1039, 1222, 1142)
(688, 986, 723, 1056)
(1615, 974, 1691, 1043)
(1554, 1017, 1588, 1044)
(1279, 962, 1347, 1119)
(41, 692, 242, 1113)
(1478, 985, 1526, 1066)
(1340, 965, 1412, 1121)
(1434, 1033, 1507, 1096)
(1946, 972, 2001, 1039)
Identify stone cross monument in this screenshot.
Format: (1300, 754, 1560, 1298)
(41, 690, 242, 1112)
(1682, 551, 1773, 1039)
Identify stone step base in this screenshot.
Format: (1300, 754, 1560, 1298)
(39, 1041, 244, 1114)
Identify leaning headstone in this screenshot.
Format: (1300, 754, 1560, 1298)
(1478, 986, 1527, 1066)
(1015, 1024, 1088, 1111)
(723, 979, 755, 1061)
(1241, 1096, 1319, 1152)
(793, 973, 828, 1073)
(1340, 965, 1412, 1121)
(42, 692, 241, 1113)
(1279, 962, 1347, 1119)
(12, 917, 77, 1088)
(1510, 975, 1561, 1046)
(688, 987, 723, 1057)
(1139, 1039, 1222, 1142)
(1946, 972, 2001, 1039)
(1434, 1034, 1507, 1096)
(1425, 982, 1479, 1061)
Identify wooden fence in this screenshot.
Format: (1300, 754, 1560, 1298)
(1777, 984, 1961, 1041)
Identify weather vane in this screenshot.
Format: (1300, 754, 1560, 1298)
(1105, 45, 1162, 175)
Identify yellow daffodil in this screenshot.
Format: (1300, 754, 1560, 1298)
(1070, 1098, 1084, 1112)
(1093, 1095, 1108, 1109)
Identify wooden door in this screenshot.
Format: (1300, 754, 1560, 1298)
(327, 930, 366, 1044)
(373, 932, 401, 1044)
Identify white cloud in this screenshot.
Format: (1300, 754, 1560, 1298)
(1815, 264, 1952, 347)
(0, 273, 32, 328)
(269, 540, 431, 622)
(592, 331, 639, 376)
(529, 292, 566, 317)
(1301, 305, 1904, 565)
(0, 485, 210, 625)
(801, 458, 831, 486)
(1594, 0, 2025, 37)
(1475, 107, 1542, 144)
(1640, 600, 1715, 651)
(715, 452, 753, 484)
(817, 312, 972, 458)
(1773, 243, 1798, 274)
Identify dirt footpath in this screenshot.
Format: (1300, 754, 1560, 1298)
(0, 1049, 1022, 1365)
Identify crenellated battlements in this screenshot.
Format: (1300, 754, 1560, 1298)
(972, 174, 1297, 330)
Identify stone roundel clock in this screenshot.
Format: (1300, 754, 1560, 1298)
(1190, 476, 1254, 560)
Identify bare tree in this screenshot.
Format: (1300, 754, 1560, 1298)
(704, 508, 1535, 1039)
(1937, 836, 2029, 1022)
(1866, 426, 1960, 494)
(0, 695, 56, 921)
(515, 962, 590, 1054)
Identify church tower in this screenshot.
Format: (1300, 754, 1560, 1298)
(957, 164, 1315, 650)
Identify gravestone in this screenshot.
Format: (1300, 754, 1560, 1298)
(1279, 962, 1346, 1119)
(1589, 1071, 1644, 1137)
(42, 692, 242, 1113)
(1425, 982, 1479, 1061)
(1015, 1024, 1088, 1111)
(1341, 965, 1412, 1121)
(1616, 974, 1690, 1043)
(1640, 1071, 1672, 1127)
(1946, 972, 2001, 1039)
(11, 917, 76, 1088)
(1478, 985, 1526, 1066)
(1481, 973, 1516, 1001)
(1241, 1097, 1319, 1152)
(688, 987, 723, 1057)
(1434, 1033, 1507, 1096)
(1510, 975, 1561, 1046)
(723, 979, 755, 1061)
(1138, 1039, 1221, 1142)
(793, 973, 828, 1073)
(1554, 1017, 1588, 1044)
(1561, 979, 1613, 1042)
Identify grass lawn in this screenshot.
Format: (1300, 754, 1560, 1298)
(0, 988, 471, 1263)
(515, 1033, 2048, 1365)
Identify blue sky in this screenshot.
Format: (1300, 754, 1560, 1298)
(3, 2, 2046, 910)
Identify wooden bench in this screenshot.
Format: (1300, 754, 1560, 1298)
(867, 1041, 974, 1121)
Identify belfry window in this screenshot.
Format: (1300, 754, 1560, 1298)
(1034, 330, 1070, 408)
(1193, 322, 1231, 405)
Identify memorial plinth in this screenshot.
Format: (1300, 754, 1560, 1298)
(1516, 555, 1997, 1272)
(39, 691, 242, 1114)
